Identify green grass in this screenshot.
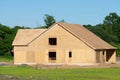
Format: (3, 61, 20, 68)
(0, 66, 120, 80)
(0, 55, 13, 62)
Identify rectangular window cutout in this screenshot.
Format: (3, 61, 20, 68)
(49, 38, 57, 45)
(49, 52, 56, 60)
(69, 52, 72, 58)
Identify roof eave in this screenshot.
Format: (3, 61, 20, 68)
(95, 48, 117, 50)
(12, 44, 28, 46)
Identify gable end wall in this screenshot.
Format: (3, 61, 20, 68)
(14, 25, 97, 64)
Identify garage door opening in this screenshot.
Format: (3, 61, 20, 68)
(49, 52, 56, 63)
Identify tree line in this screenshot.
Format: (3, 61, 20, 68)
(0, 13, 120, 56)
(84, 13, 120, 56)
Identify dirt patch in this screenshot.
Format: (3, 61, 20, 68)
(1, 57, 120, 68)
(0, 62, 13, 66)
(35, 63, 120, 69)
(0, 75, 20, 80)
(1, 62, 120, 68)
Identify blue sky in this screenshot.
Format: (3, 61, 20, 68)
(0, 0, 120, 28)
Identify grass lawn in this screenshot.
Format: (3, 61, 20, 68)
(0, 55, 13, 62)
(0, 66, 120, 80)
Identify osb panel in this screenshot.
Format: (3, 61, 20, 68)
(96, 51, 100, 63)
(26, 51, 35, 63)
(71, 49, 96, 63)
(14, 51, 26, 63)
(56, 49, 65, 63)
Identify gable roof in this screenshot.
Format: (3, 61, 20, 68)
(12, 29, 47, 45)
(56, 23, 116, 50)
(12, 22, 116, 50)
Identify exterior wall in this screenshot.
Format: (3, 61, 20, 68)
(14, 45, 41, 64)
(14, 46, 27, 64)
(14, 24, 97, 65)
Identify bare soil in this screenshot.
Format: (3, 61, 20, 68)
(1, 57, 120, 68)
(36, 56, 120, 69)
(35, 63, 120, 69)
(0, 75, 19, 80)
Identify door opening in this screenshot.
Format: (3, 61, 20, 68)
(48, 52, 56, 63)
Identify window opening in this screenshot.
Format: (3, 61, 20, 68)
(69, 52, 72, 58)
(49, 38, 57, 45)
(49, 52, 56, 60)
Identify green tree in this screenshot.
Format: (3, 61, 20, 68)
(0, 24, 30, 56)
(103, 13, 120, 25)
(0, 24, 12, 55)
(59, 19, 65, 23)
(103, 12, 120, 43)
(44, 14, 56, 28)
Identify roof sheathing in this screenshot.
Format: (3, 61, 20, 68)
(57, 23, 116, 50)
(12, 29, 47, 46)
